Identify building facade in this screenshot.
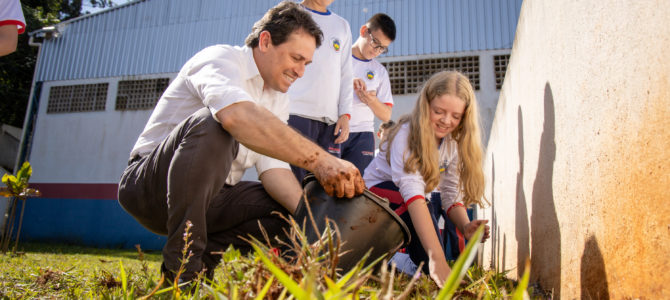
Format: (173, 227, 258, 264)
(7, 0, 521, 249)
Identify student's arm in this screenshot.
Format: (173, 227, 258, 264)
(333, 114, 350, 144)
(446, 204, 490, 241)
(259, 168, 303, 214)
(0, 25, 19, 56)
(354, 86, 392, 122)
(407, 199, 450, 287)
(440, 148, 490, 242)
(334, 21, 354, 144)
(217, 101, 365, 198)
(389, 126, 449, 286)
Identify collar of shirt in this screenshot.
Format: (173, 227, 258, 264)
(242, 45, 262, 83)
(241, 45, 283, 103)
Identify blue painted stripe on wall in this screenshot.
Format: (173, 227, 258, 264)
(8, 198, 165, 250)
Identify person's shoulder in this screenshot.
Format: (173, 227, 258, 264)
(192, 44, 246, 61)
(395, 123, 411, 138)
(370, 59, 389, 72)
(327, 10, 351, 28)
(198, 44, 243, 55)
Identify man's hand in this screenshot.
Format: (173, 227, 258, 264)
(333, 114, 350, 144)
(463, 219, 490, 242)
(311, 155, 365, 198)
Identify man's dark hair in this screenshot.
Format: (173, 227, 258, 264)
(366, 13, 396, 41)
(246, 1, 323, 48)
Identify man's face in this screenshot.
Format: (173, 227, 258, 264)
(360, 28, 392, 60)
(262, 30, 316, 93)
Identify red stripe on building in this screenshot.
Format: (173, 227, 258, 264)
(29, 183, 119, 200)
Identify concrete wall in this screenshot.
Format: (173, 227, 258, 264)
(479, 1, 670, 298)
(29, 75, 173, 183)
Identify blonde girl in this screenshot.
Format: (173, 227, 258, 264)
(364, 71, 490, 287)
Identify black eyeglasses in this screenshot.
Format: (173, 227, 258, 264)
(367, 30, 389, 54)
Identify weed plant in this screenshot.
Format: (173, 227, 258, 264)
(0, 210, 534, 299)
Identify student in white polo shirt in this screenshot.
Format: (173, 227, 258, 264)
(364, 71, 490, 287)
(341, 13, 396, 175)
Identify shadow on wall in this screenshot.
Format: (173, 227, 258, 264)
(488, 155, 508, 274)
(581, 235, 610, 299)
(530, 83, 561, 297)
(516, 107, 530, 279)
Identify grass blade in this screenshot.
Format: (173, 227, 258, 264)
(436, 225, 484, 300)
(255, 276, 275, 300)
(511, 258, 531, 300)
(119, 261, 128, 299)
(250, 241, 311, 300)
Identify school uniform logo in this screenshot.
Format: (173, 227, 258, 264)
(331, 38, 341, 52)
(366, 70, 375, 80)
(439, 160, 449, 173)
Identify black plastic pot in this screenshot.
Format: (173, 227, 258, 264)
(293, 174, 411, 272)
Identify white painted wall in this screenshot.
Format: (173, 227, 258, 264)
(479, 1, 670, 298)
(29, 74, 174, 184)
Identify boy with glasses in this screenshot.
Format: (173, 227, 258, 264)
(341, 13, 396, 174)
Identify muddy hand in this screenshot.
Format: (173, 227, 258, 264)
(312, 156, 365, 198)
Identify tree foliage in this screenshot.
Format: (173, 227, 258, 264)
(0, 0, 116, 128)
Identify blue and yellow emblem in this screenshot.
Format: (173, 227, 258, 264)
(366, 70, 375, 80)
(331, 38, 341, 52)
(439, 160, 449, 173)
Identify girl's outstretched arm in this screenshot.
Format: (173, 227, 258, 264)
(447, 204, 491, 242)
(407, 199, 451, 287)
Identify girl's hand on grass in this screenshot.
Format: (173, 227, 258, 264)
(428, 258, 450, 288)
(463, 220, 490, 242)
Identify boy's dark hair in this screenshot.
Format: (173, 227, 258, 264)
(366, 13, 396, 41)
(246, 1, 323, 48)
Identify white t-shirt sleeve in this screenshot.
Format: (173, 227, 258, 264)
(0, 0, 26, 34)
(376, 67, 394, 106)
(337, 21, 354, 117)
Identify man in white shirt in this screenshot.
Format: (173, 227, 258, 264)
(287, 0, 354, 183)
(118, 1, 365, 284)
(341, 13, 396, 175)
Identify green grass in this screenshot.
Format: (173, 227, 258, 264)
(0, 222, 539, 299)
(1, 164, 542, 299)
(0, 242, 537, 299)
(0, 243, 162, 298)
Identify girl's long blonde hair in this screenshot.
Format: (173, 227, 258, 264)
(381, 71, 487, 207)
